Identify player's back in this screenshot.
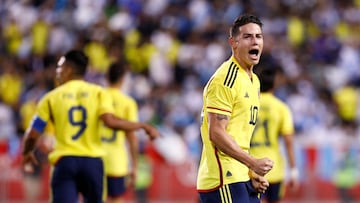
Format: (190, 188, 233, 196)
(250, 92, 294, 182)
(41, 80, 113, 164)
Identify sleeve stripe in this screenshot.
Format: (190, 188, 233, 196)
(207, 106, 232, 113)
(223, 62, 238, 88)
(226, 65, 236, 87)
(223, 62, 234, 86)
(230, 67, 239, 88)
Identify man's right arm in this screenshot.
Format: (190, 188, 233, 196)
(100, 113, 160, 139)
(208, 112, 273, 176)
(22, 115, 47, 172)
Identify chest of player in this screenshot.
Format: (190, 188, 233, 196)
(232, 78, 260, 117)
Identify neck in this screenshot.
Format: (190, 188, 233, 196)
(59, 76, 83, 85)
(109, 80, 123, 89)
(233, 55, 253, 79)
(69, 75, 84, 81)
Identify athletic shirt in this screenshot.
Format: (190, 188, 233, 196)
(100, 88, 138, 176)
(250, 93, 294, 182)
(197, 56, 260, 191)
(34, 80, 114, 164)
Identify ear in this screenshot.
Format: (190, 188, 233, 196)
(63, 64, 73, 78)
(228, 37, 237, 49)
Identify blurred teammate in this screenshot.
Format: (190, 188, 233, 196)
(101, 61, 158, 203)
(250, 66, 298, 203)
(21, 50, 160, 203)
(197, 14, 273, 203)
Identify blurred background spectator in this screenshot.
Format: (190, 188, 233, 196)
(0, 0, 359, 202)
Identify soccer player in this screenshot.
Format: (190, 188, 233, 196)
(101, 61, 157, 203)
(21, 50, 160, 203)
(250, 66, 298, 203)
(197, 14, 274, 203)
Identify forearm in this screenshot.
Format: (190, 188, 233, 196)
(101, 113, 145, 131)
(22, 129, 40, 155)
(126, 131, 139, 170)
(284, 135, 296, 168)
(208, 112, 256, 169)
(210, 128, 256, 169)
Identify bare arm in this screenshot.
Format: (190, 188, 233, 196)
(126, 131, 139, 170)
(22, 128, 41, 172)
(283, 134, 296, 169)
(101, 113, 144, 131)
(208, 112, 273, 176)
(126, 131, 138, 188)
(284, 134, 299, 190)
(100, 113, 160, 139)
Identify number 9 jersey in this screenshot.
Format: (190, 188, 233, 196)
(31, 80, 115, 164)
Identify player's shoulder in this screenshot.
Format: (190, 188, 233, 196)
(211, 58, 240, 85)
(117, 90, 135, 100)
(51, 80, 105, 97)
(123, 92, 136, 102)
(118, 91, 138, 107)
(81, 80, 104, 90)
(107, 88, 137, 104)
(268, 94, 290, 110)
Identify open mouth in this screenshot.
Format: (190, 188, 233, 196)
(249, 49, 259, 56)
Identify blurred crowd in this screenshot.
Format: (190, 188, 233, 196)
(0, 0, 360, 170)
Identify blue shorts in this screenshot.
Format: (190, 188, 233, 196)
(50, 156, 104, 203)
(106, 176, 126, 198)
(261, 182, 284, 202)
(199, 181, 260, 203)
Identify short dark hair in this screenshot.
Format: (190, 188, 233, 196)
(64, 50, 88, 76)
(230, 14, 263, 37)
(106, 61, 128, 84)
(256, 67, 278, 92)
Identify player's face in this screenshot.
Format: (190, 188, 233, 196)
(230, 23, 263, 69)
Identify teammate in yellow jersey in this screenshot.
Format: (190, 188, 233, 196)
(250, 66, 298, 203)
(21, 50, 160, 203)
(197, 14, 274, 203)
(101, 61, 157, 203)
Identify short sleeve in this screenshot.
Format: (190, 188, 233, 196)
(280, 105, 295, 136)
(98, 88, 115, 116)
(127, 98, 139, 122)
(36, 94, 51, 122)
(206, 82, 234, 116)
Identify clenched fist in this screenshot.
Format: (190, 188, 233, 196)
(251, 157, 274, 176)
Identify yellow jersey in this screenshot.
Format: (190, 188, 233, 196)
(333, 85, 358, 122)
(20, 99, 55, 136)
(250, 93, 294, 182)
(0, 73, 23, 106)
(197, 56, 261, 191)
(100, 88, 138, 176)
(33, 80, 114, 164)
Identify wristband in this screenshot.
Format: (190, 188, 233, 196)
(290, 168, 299, 180)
